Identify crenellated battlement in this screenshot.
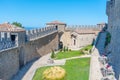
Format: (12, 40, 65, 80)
(26, 26, 57, 41)
(0, 24, 57, 51)
(66, 24, 106, 31)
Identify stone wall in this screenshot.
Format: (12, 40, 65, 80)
(60, 31, 96, 49)
(106, 0, 120, 79)
(0, 31, 58, 80)
(0, 47, 19, 80)
(22, 32, 58, 65)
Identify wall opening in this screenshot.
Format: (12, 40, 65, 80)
(11, 35, 16, 42)
(74, 39, 76, 45)
(59, 41, 63, 49)
(55, 25, 58, 30)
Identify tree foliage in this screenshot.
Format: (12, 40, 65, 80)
(12, 22, 24, 28)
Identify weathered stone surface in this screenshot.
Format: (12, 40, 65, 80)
(0, 32, 58, 80)
(0, 48, 19, 80)
(106, 0, 120, 79)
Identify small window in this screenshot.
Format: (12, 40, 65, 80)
(11, 35, 16, 42)
(55, 25, 58, 30)
(74, 39, 76, 45)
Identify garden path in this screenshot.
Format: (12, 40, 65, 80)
(13, 53, 90, 80)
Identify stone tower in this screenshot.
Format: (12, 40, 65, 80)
(46, 20, 66, 32)
(106, 0, 120, 79)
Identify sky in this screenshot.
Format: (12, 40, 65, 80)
(0, 0, 107, 28)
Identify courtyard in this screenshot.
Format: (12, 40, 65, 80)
(33, 58, 90, 80)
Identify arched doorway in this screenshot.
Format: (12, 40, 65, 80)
(59, 41, 63, 49)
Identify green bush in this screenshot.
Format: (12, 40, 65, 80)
(80, 50, 85, 54)
(105, 32, 111, 47)
(89, 49, 92, 54)
(85, 48, 88, 51)
(51, 49, 55, 58)
(69, 49, 71, 52)
(66, 47, 68, 51)
(60, 49, 62, 52)
(63, 46, 66, 52)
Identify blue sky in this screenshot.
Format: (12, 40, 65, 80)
(0, 0, 107, 28)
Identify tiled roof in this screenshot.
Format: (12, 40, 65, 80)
(46, 20, 66, 25)
(0, 23, 25, 32)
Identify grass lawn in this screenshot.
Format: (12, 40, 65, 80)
(54, 45, 93, 59)
(33, 58, 90, 80)
(55, 50, 82, 59)
(80, 45, 93, 51)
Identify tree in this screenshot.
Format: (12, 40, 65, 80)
(12, 22, 24, 28)
(51, 49, 55, 58)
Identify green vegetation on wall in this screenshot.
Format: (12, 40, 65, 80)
(105, 32, 111, 47)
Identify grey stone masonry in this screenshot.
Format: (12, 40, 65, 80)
(66, 24, 106, 31)
(0, 32, 17, 51)
(106, 0, 120, 79)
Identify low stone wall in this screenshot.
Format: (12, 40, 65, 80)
(0, 47, 19, 80)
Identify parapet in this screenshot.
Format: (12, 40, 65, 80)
(66, 24, 105, 31)
(26, 26, 57, 41)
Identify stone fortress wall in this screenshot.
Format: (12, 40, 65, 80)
(0, 21, 105, 80)
(66, 24, 103, 30)
(106, 0, 120, 79)
(0, 25, 58, 80)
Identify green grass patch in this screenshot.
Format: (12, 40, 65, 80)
(54, 45, 93, 59)
(55, 50, 82, 59)
(80, 45, 93, 51)
(33, 58, 90, 80)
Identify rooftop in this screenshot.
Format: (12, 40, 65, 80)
(0, 23, 25, 32)
(46, 20, 66, 25)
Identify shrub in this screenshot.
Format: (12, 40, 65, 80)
(69, 49, 71, 51)
(51, 49, 55, 58)
(85, 48, 88, 51)
(105, 32, 111, 48)
(63, 46, 66, 52)
(42, 66, 66, 80)
(89, 49, 92, 54)
(60, 49, 62, 52)
(80, 50, 85, 54)
(66, 47, 68, 51)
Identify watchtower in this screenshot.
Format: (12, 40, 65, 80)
(46, 20, 66, 32)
